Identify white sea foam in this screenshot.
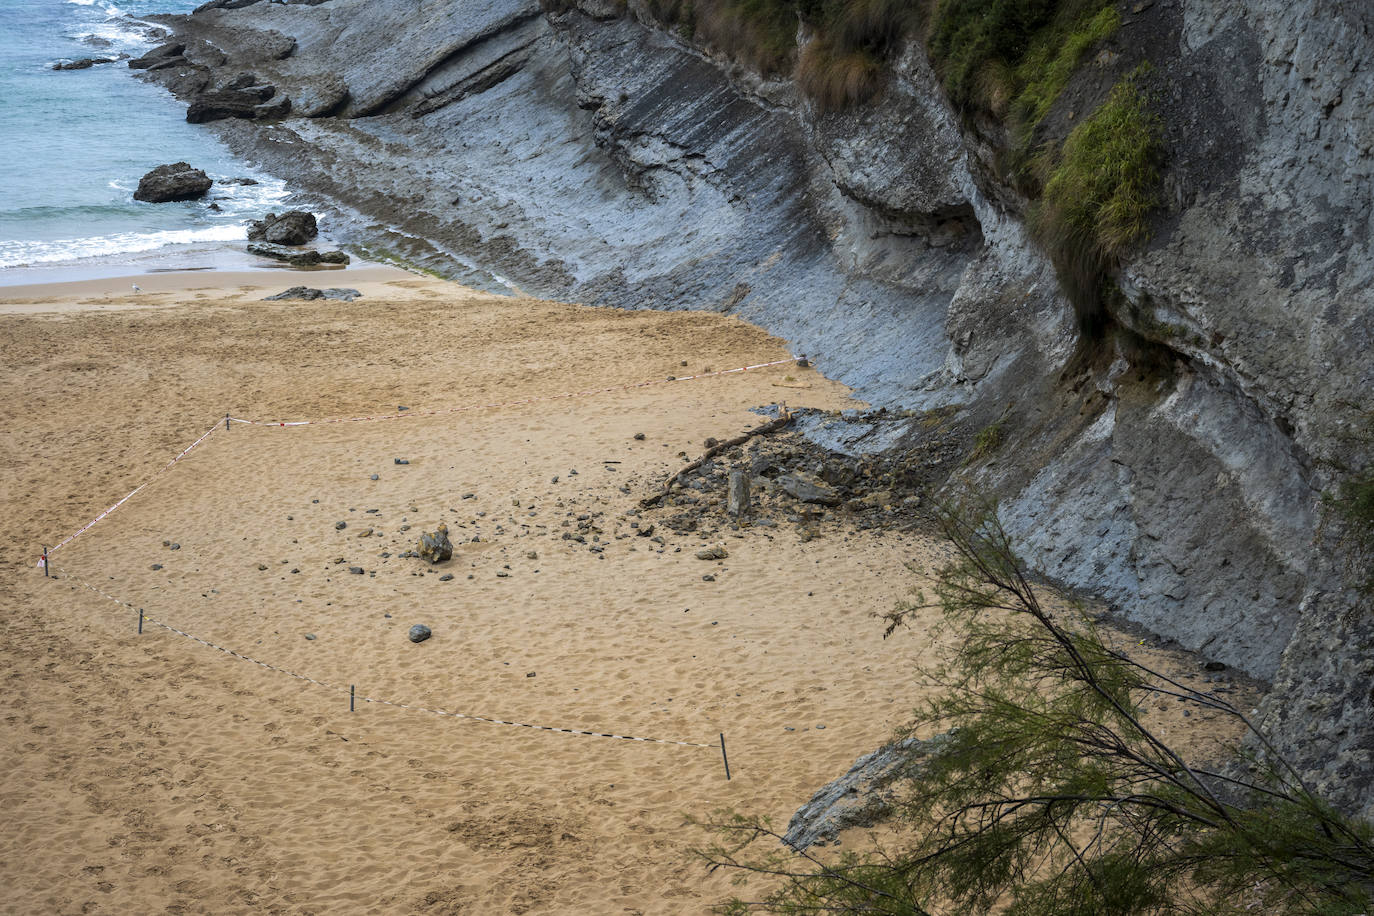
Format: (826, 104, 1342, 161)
(0, 225, 247, 269)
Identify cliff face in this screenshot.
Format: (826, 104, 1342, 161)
(145, 0, 1372, 814)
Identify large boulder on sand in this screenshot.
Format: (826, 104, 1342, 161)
(417, 524, 453, 563)
(248, 210, 317, 245)
(133, 162, 213, 203)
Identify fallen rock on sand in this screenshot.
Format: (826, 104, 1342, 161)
(417, 524, 453, 563)
(264, 286, 362, 302)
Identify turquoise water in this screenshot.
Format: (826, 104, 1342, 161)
(0, 0, 290, 274)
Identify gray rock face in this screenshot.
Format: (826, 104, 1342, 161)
(141, 0, 1374, 816)
(783, 736, 947, 851)
(132, 162, 213, 202)
(248, 209, 318, 244)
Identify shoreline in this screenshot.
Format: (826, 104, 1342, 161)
(0, 259, 417, 311)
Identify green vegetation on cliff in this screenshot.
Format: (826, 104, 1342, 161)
(1031, 72, 1163, 333)
(631, 0, 1163, 333)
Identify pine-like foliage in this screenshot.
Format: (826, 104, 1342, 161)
(697, 499, 1374, 915)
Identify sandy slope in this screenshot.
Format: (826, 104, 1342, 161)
(0, 273, 1253, 914)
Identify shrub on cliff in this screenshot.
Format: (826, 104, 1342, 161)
(927, 0, 1116, 118)
(797, 0, 920, 109)
(697, 499, 1374, 914)
(1030, 73, 1162, 334)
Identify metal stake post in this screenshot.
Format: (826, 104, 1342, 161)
(720, 732, 731, 781)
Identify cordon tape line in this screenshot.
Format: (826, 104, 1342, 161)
(227, 356, 805, 427)
(34, 355, 804, 565)
(37, 419, 223, 568)
(54, 566, 718, 750)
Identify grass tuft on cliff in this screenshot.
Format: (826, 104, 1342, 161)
(1031, 73, 1162, 334)
(645, 0, 920, 104)
(797, 0, 922, 109)
(646, 0, 801, 73)
(927, 0, 1115, 118)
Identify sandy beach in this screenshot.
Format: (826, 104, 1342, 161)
(0, 272, 1252, 914)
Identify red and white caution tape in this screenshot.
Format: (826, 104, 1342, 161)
(35, 354, 805, 566)
(55, 566, 717, 749)
(37, 420, 222, 567)
(228, 356, 804, 427)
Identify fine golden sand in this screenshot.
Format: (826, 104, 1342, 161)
(0, 271, 1251, 914)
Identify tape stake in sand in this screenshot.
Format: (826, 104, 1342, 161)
(55, 566, 723, 763)
(38, 419, 222, 565)
(720, 732, 731, 781)
(41, 548, 48, 578)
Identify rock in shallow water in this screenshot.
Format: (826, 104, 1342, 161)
(247, 243, 349, 266)
(133, 162, 212, 203)
(248, 210, 317, 245)
(53, 56, 124, 71)
(408, 624, 431, 643)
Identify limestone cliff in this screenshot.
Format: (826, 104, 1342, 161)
(140, 0, 1372, 815)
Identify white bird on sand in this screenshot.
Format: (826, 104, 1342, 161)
(131, 283, 142, 293)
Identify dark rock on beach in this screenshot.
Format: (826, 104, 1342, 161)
(248, 210, 318, 245)
(417, 524, 453, 563)
(408, 624, 432, 643)
(133, 162, 213, 203)
(264, 286, 362, 302)
(247, 243, 349, 266)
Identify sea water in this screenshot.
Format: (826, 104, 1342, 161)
(0, 0, 291, 279)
